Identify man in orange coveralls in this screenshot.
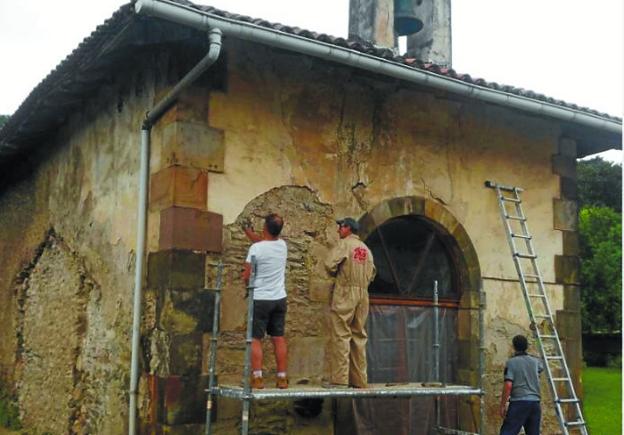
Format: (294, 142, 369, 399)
(324, 217, 376, 388)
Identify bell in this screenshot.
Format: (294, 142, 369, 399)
(394, 0, 424, 36)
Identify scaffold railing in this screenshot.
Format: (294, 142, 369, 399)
(203, 260, 485, 435)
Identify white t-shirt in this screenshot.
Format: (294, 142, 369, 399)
(245, 239, 287, 300)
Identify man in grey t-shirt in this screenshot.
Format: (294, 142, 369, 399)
(499, 335, 544, 435)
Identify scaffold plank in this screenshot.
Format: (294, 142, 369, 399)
(211, 383, 482, 400)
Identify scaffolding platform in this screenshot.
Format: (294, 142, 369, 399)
(212, 383, 482, 400)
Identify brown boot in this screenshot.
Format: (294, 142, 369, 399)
(250, 375, 264, 389)
(276, 376, 289, 389)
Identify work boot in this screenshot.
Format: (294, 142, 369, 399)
(276, 376, 289, 389)
(250, 375, 264, 389)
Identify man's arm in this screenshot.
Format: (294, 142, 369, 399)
(499, 380, 513, 418)
(242, 262, 252, 286)
(325, 241, 346, 275)
(243, 226, 263, 243)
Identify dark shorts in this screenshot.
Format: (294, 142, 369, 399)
(253, 297, 287, 339)
(500, 400, 541, 435)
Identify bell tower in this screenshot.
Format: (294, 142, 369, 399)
(348, 0, 452, 67)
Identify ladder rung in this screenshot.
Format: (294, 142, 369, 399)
(505, 214, 526, 221)
(565, 420, 586, 427)
(524, 273, 540, 279)
(511, 233, 532, 239)
(546, 355, 564, 360)
(515, 253, 537, 259)
(501, 196, 522, 203)
(538, 334, 557, 339)
(528, 293, 546, 298)
(557, 398, 580, 404)
(534, 314, 552, 319)
(552, 377, 569, 382)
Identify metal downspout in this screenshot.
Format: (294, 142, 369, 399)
(134, 0, 621, 138)
(128, 27, 222, 435)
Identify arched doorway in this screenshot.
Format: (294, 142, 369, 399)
(336, 196, 481, 434)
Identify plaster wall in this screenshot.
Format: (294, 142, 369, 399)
(0, 55, 166, 433)
(0, 37, 573, 434)
(203, 41, 566, 433)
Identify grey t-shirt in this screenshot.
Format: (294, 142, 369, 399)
(504, 353, 544, 401)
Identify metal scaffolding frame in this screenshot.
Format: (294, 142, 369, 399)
(204, 261, 485, 435)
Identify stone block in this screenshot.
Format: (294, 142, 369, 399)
(147, 250, 206, 290)
(169, 332, 203, 375)
(357, 213, 377, 240)
(150, 166, 208, 211)
(559, 137, 577, 157)
(551, 154, 576, 178)
(159, 87, 210, 127)
(556, 310, 582, 340)
(554, 255, 580, 285)
(563, 285, 581, 312)
(559, 176, 577, 199)
(159, 207, 223, 252)
(161, 289, 215, 334)
(387, 196, 425, 219)
(159, 374, 209, 425)
(561, 231, 580, 256)
(309, 278, 333, 302)
(368, 201, 393, 227)
(161, 121, 225, 172)
(553, 199, 578, 231)
(288, 337, 327, 379)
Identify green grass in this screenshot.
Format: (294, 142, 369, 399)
(582, 366, 621, 434)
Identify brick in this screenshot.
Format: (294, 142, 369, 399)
(559, 176, 577, 199)
(551, 154, 576, 178)
(554, 255, 580, 285)
(150, 166, 208, 211)
(561, 231, 580, 256)
(553, 199, 578, 231)
(147, 250, 206, 290)
(159, 207, 223, 252)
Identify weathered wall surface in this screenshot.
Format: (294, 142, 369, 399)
(0, 52, 168, 433)
(201, 40, 569, 434)
(0, 34, 579, 434)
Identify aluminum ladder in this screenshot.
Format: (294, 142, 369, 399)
(485, 181, 588, 435)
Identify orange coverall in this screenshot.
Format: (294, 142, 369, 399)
(325, 234, 376, 387)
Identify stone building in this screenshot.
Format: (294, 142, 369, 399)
(0, 0, 620, 434)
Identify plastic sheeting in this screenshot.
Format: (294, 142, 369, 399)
(336, 304, 459, 434)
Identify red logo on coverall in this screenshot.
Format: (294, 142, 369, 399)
(352, 247, 368, 263)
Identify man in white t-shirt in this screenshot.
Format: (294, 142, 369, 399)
(242, 213, 288, 389)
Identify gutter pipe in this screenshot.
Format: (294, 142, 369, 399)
(134, 0, 621, 137)
(128, 27, 222, 435)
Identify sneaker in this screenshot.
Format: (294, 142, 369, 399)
(276, 376, 289, 389)
(250, 376, 264, 389)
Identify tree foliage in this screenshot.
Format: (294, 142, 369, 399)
(577, 157, 622, 212)
(579, 205, 622, 333)
(0, 115, 8, 128)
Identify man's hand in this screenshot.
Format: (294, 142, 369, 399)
(499, 403, 507, 418)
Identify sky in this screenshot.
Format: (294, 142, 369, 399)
(0, 0, 621, 161)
